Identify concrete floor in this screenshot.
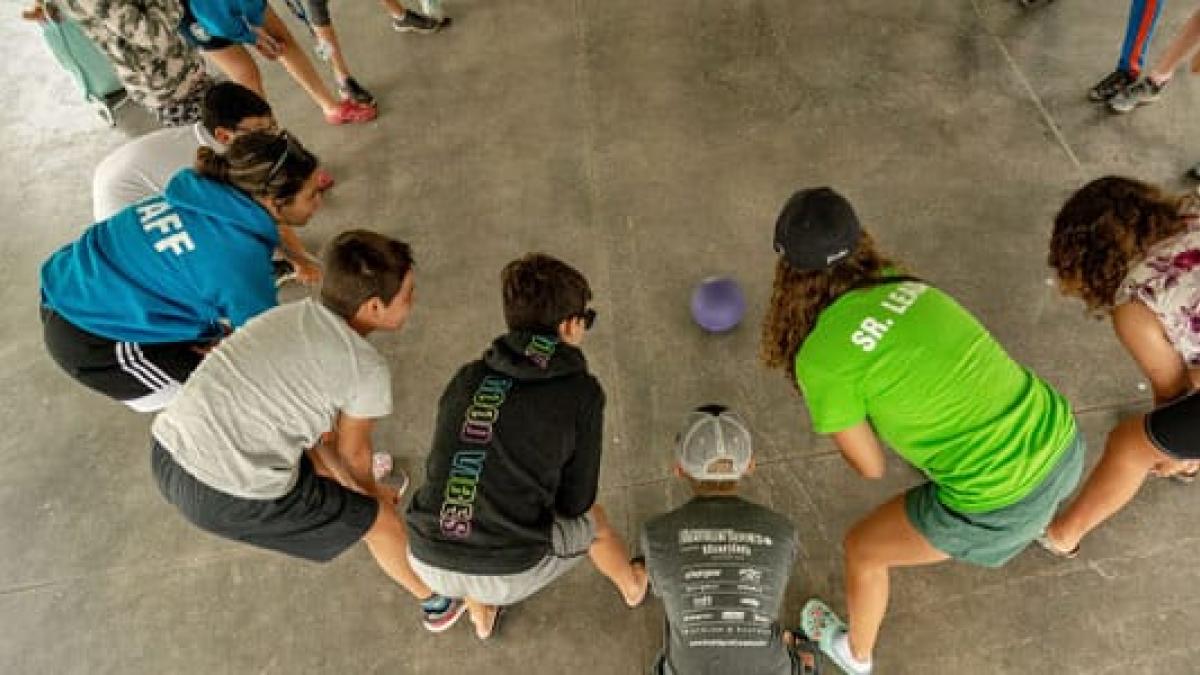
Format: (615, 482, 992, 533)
(3, 0, 1200, 672)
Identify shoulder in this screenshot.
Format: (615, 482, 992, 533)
(579, 371, 604, 400)
(641, 508, 680, 543)
(442, 360, 488, 394)
(754, 502, 798, 536)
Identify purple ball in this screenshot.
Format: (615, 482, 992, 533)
(690, 276, 746, 333)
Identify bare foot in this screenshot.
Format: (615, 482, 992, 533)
(622, 559, 649, 608)
(1151, 458, 1200, 479)
(470, 604, 501, 640)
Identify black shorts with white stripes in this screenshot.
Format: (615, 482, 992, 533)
(40, 307, 206, 412)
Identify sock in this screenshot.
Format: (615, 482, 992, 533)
(421, 594, 450, 614)
(833, 632, 873, 674)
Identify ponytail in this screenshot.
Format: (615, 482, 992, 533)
(194, 146, 233, 185)
(197, 130, 319, 203)
(760, 232, 894, 383)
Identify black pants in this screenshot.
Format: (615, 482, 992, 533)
(41, 307, 204, 411)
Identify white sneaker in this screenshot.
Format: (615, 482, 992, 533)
(829, 631, 873, 675)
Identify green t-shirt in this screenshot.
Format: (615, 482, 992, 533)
(794, 279, 1075, 513)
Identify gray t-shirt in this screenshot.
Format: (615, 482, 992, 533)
(641, 496, 799, 675)
(152, 299, 392, 499)
(92, 122, 219, 221)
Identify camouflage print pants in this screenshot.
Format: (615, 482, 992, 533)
(151, 71, 213, 127)
(53, 0, 210, 121)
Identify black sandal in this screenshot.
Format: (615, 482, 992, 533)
(789, 633, 821, 674)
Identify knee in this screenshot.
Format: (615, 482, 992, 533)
(843, 526, 880, 570)
(588, 504, 615, 538)
(1107, 415, 1166, 466)
(364, 499, 404, 540)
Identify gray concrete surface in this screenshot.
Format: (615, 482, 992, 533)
(2, 0, 1199, 672)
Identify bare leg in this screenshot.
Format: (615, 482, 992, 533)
(464, 597, 499, 639)
(586, 504, 649, 607)
(843, 494, 950, 662)
(306, 447, 431, 600)
(1046, 415, 1170, 551)
(1148, 8, 1200, 83)
(312, 24, 352, 84)
(261, 7, 340, 114)
(362, 502, 434, 600)
(204, 45, 265, 98)
(377, 0, 408, 19)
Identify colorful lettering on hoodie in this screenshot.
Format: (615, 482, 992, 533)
(525, 334, 557, 369)
(440, 375, 513, 539)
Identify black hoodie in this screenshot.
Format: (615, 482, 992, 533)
(406, 332, 605, 575)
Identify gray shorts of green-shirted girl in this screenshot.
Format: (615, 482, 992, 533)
(905, 432, 1085, 568)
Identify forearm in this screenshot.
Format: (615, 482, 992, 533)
(317, 438, 374, 494)
(832, 422, 887, 480)
(841, 450, 885, 479)
(277, 225, 313, 261)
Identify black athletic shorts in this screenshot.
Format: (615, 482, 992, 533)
(151, 441, 379, 562)
(41, 307, 204, 412)
(1145, 391, 1200, 460)
(179, 1, 238, 51)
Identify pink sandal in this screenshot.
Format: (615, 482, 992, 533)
(325, 98, 377, 125)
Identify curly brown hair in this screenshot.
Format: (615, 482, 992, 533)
(760, 232, 894, 380)
(1048, 176, 1191, 312)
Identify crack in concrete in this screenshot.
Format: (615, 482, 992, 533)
(969, 0, 1084, 174)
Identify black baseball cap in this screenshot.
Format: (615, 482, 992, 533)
(773, 187, 861, 270)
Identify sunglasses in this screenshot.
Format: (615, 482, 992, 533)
(575, 308, 597, 331)
(262, 130, 293, 191)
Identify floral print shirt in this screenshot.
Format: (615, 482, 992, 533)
(1117, 224, 1200, 366)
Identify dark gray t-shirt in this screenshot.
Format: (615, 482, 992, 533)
(641, 496, 798, 675)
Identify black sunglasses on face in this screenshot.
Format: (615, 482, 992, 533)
(577, 308, 597, 330)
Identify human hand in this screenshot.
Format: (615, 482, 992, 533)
(374, 482, 400, 505)
(253, 27, 282, 59)
(21, 2, 52, 22)
(190, 339, 222, 356)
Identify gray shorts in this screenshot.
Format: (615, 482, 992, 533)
(905, 431, 1084, 568)
(408, 514, 596, 606)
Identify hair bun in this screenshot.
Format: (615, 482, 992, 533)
(194, 146, 232, 184)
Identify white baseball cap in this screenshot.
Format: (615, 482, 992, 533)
(676, 405, 753, 481)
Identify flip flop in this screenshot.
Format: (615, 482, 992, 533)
(801, 599, 866, 675)
(789, 633, 821, 675)
(1035, 533, 1079, 559)
(800, 599, 846, 644)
